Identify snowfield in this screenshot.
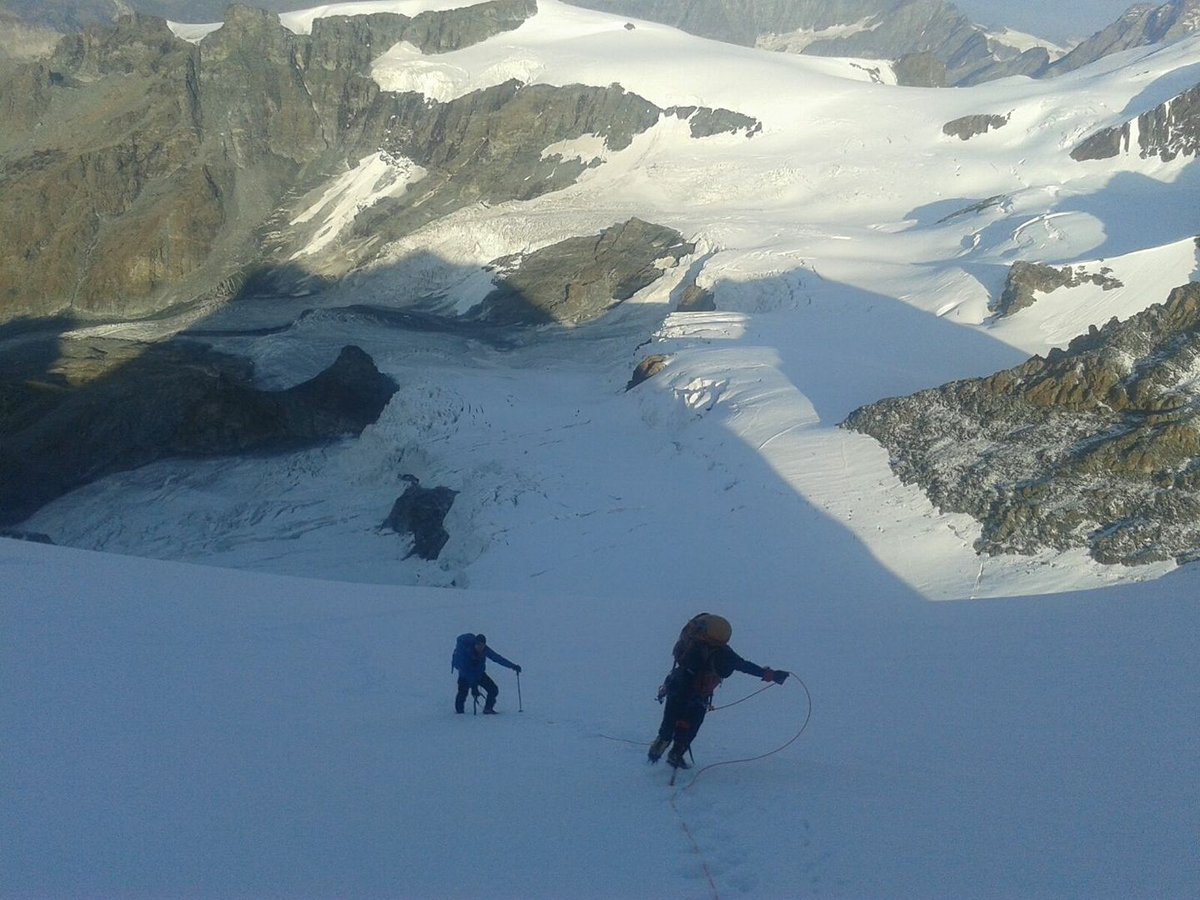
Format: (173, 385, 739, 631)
(3, 539, 1198, 898)
(8, 2, 1200, 895)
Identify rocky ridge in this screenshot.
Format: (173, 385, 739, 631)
(0, 1, 757, 327)
(1049, 0, 1200, 76)
(942, 113, 1009, 141)
(844, 282, 1200, 565)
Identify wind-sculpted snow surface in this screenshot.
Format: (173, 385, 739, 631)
(2, 539, 1198, 897)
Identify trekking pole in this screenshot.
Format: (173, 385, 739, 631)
(516, 670, 524, 712)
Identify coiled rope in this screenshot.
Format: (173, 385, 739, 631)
(683, 674, 813, 791)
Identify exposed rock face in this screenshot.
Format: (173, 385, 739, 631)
(0, 1, 126, 33)
(0, 3, 538, 326)
(994, 261, 1124, 317)
(843, 282, 1200, 565)
(626, 354, 669, 390)
(172, 345, 399, 453)
(1050, 0, 1200, 77)
(0, 1, 753, 326)
(677, 284, 716, 312)
(0, 10, 61, 60)
(473, 219, 695, 325)
(1072, 81, 1200, 163)
(341, 80, 663, 256)
(0, 1, 316, 31)
(893, 51, 946, 87)
(0, 340, 397, 526)
(943, 113, 1010, 141)
(953, 45, 1049, 87)
(382, 475, 458, 560)
(333, 90, 755, 288)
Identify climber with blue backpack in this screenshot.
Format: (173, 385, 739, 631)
(451, 632, 522, 714)
(649, 613, 790, 768)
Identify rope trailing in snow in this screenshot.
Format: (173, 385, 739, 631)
(669, 676, 814, 900)
(682, 674, 813, 792)
(597, 685, 780, 747)
(597, 675, 812, 763)
(669, 788, 721, 900)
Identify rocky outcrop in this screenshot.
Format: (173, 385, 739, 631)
(994, 261, 1123, 317)
(626, 354, 669, 390)
(1072, 81, 1200, 163)
(382, 475, 458, 560)
(473, 219, 695, 325)
(677, 284, 716, 311)
(669, 105, 761, 138)
(844, 282, 1200, 565)
(1, 2, 753, 326)
(943, 113, 1010, 141)
(397, 0, 537, 53)
(0, 340, 397, 526)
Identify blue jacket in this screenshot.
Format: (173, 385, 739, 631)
(452, 634, 518, 686)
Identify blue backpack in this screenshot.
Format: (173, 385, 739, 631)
(451, 633, 477, 672)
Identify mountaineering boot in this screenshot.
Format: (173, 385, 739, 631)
(667, 749, 691, 770)
(647, 737, 671, 763)
(482, 706, 498, 715)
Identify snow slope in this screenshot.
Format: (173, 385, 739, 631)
(3, 537, 1197, 898)
(8, 5, 1200, 896)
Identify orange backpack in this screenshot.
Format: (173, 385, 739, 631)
(671, 613, 732, 697)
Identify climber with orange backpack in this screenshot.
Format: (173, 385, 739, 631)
(649, 613, 790, 769)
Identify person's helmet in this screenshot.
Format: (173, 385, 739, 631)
(475, 634, 487, 645)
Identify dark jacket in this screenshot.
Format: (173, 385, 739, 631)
(669, 641, 766, 700)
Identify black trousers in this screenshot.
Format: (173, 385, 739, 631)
(456, 673, 498, 713)
(657, 691, 709, 753)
